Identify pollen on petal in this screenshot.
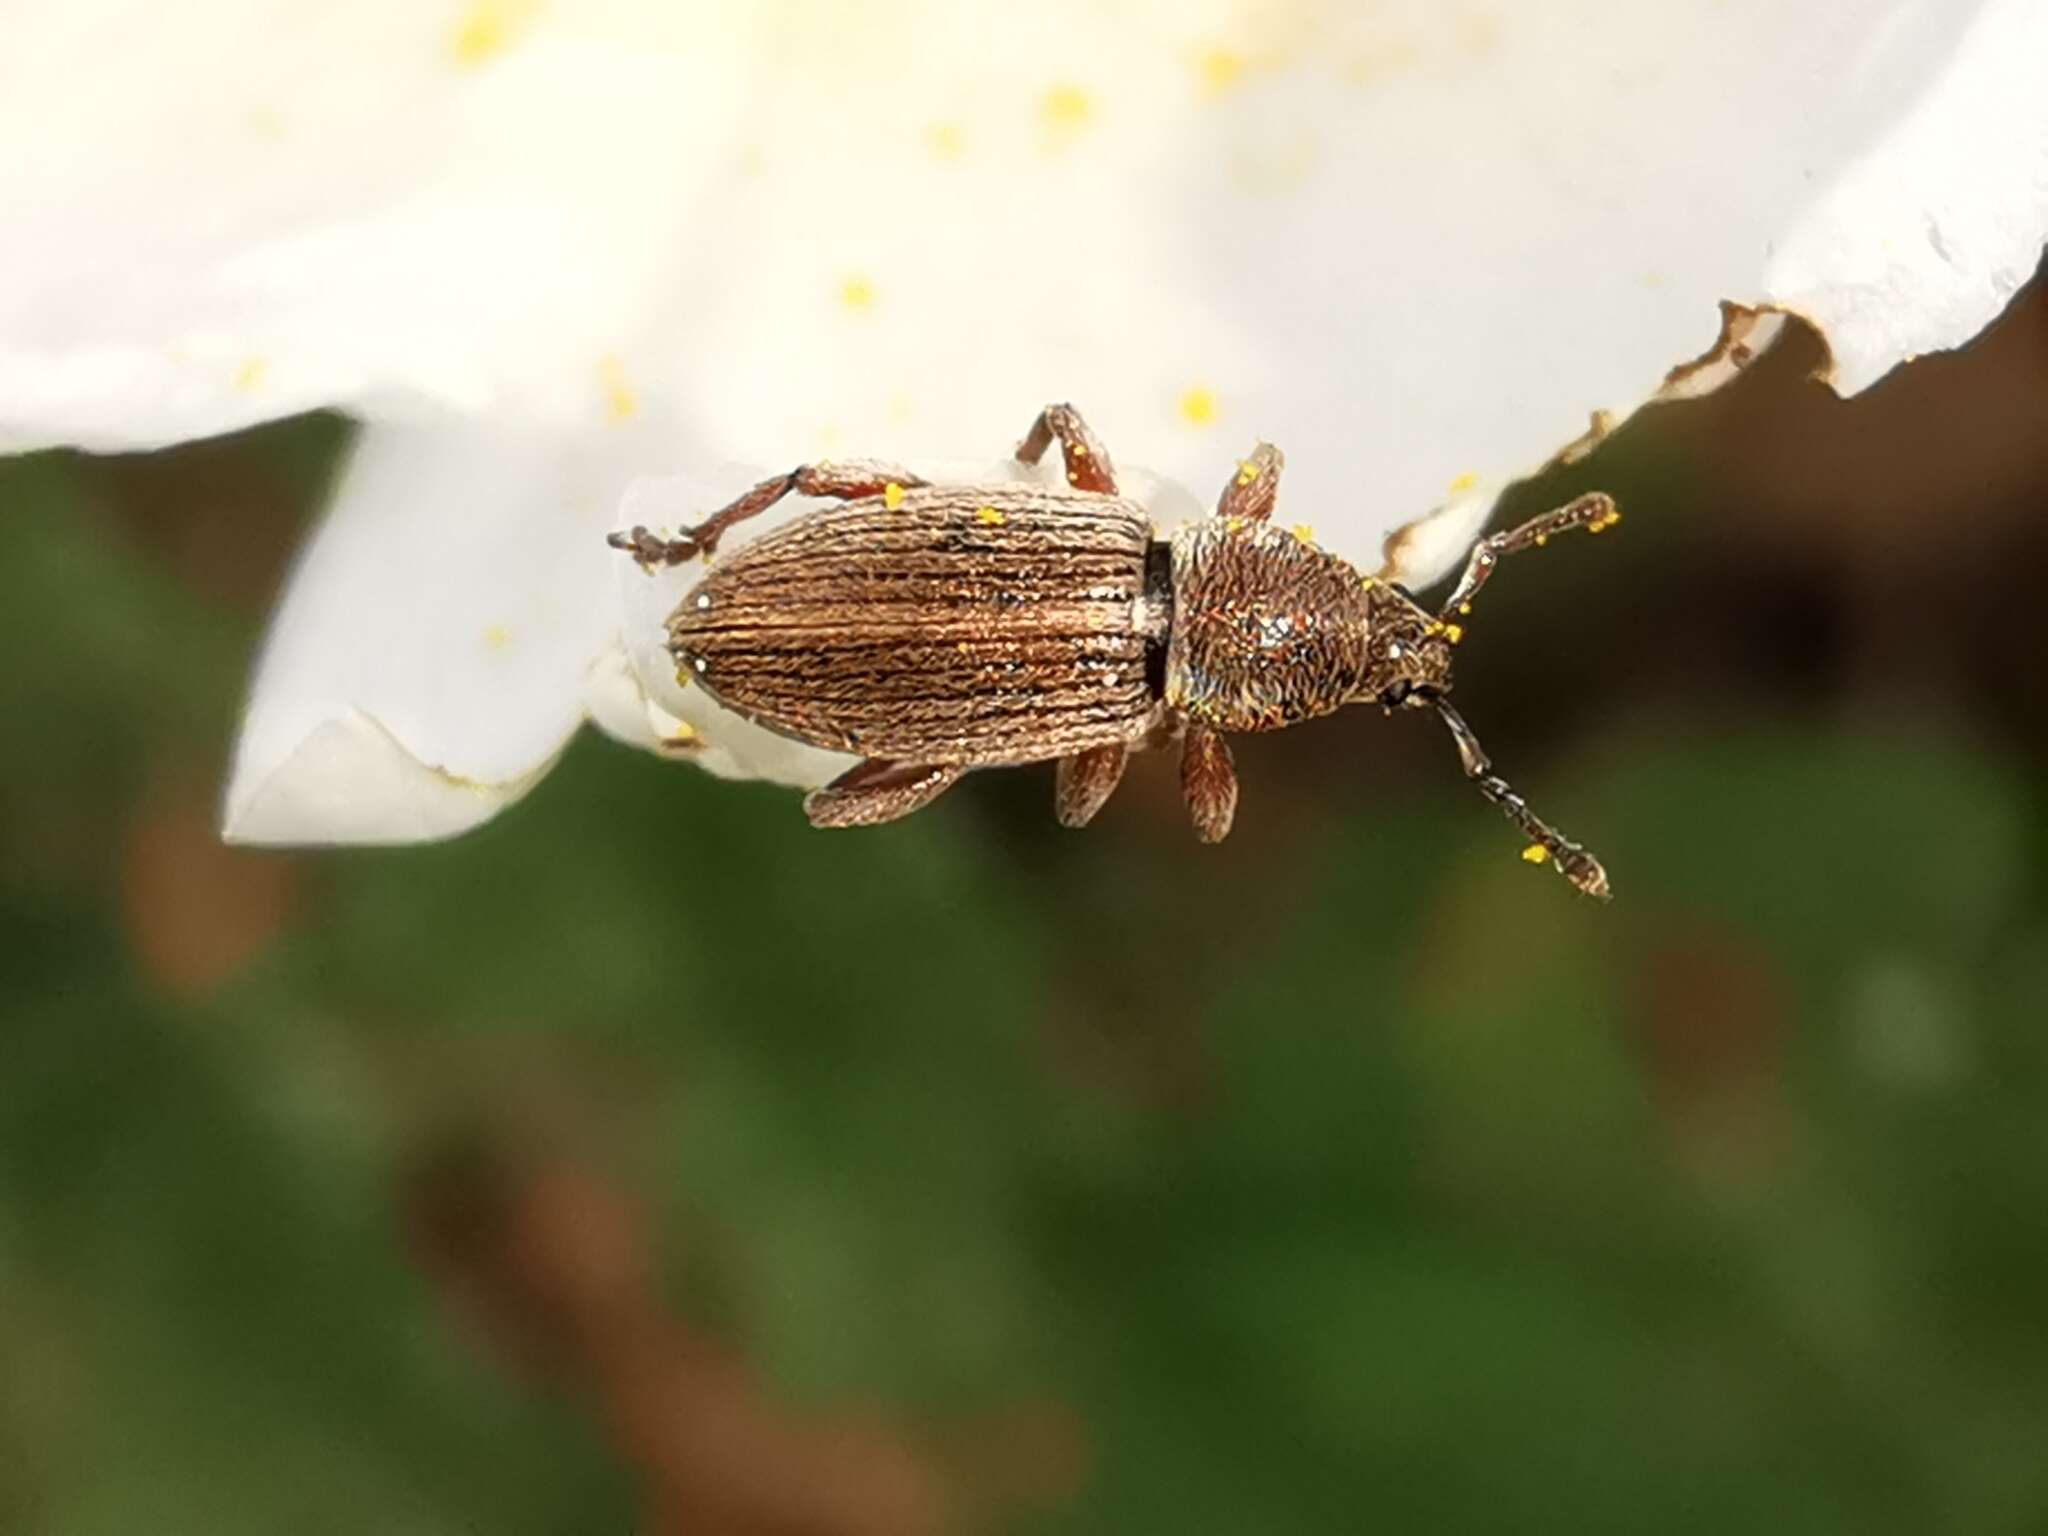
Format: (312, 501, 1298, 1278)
(1197, 48, 1245, 98)
(597, 354, 638, 421)
(481, 624, 511, 650)
(450, 1, 537, 69)
(1041, 84, 1094, 134)
(233, 356, 268, 392)
(1290, 523, 1315, 544)
(927, 121, 965, 159)
(838, 275, 877, 312)
(883, 481, 905, 509)
(1521, 844, 1551, 865)
(1179, 387, 1218, 427)
(1447, 471, 1479, 495)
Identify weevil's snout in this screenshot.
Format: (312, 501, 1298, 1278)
(1370, 626, 1456, 712)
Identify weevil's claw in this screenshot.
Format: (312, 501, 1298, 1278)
(1560, 848, 1612, 901)
(607, 525, 701, 572)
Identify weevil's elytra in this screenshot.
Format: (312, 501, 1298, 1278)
(608, 404, 1618, 898)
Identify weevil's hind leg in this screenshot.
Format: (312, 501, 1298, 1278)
(1014, 403, 1118, 494)
(1434, 701, 1611, 899)
(1055, 744, 1129, 829)
(804, 759, 965, 829)
(1180, 725, 1239, 844)
(1435, 492, 1619, 618)
(609, 459, 930, 569)
(1214, 442, 1284, 523)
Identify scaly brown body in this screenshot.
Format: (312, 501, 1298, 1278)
(610, 403, 1619, 898)
(668, 484, 1161, 765)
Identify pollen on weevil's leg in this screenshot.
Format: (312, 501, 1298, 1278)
(608, 459, 929, 569)
(1435, 492, 1619, 619)
(1213, 442, 1284, 523)
(1055, 744, 1129, 829)
(1433, 699, 1611, 899)
(1180, 725, 1239, 844)
(1014, 403, 1118, 494)
(804, 759, 965, 829)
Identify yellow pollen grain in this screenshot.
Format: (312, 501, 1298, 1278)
(1235, 460, 1260, 487)
(482, 624, 511, 650)
(1177, 387, 1218, 428)
(927, 121, 965, 159)
(1291, 523, 1314, 544)
(597, 354, 638, 421)
(1458, 601, 1472, 615)
(883, 481, 905, 510)
(1197, 48, 1245, 98)
(1040, 83, 1094, 134)
(232, 356, 268, 392)
(1360, 575, 1378, 590)
(1534, 533, 1549, 547)
(1447, 471, 1479, 495)
(667, 721, 700, 746)
(838, 274, 876, 312)
(1521, 844, 1551, 865)
(975, 506, 1006, 527)
(1443, 622, 1465, 644)
(449, 0, 536, 69)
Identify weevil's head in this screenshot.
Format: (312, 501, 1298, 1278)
(1357, 579, 1458, 713)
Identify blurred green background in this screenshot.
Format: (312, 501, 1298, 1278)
(4, 278, 2046, 1535)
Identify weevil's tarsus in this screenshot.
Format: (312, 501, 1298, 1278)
(1434, 699, 1611, 899)
(1215, 441, 1284, 524)
(803, 759, 964, 828)
(1436, 492, 1619, 620)
(608, 459, 929, 569)
(1180, 724, 1239, 843)
(1014, 402, 1118, 494)
(1056, 742, 1129, 828)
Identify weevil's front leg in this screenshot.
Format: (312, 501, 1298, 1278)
(804, 759, 965, 829)
(1014, 402, 1118, 494)
(609, 459, 929, 569)
(1055, 744, 1129, 828)
(1180, 725, 1238, 843)
(1435, 492, 1620, 619)
(1434, 700, 1611, 899)
(1214, 442, 1284, 523)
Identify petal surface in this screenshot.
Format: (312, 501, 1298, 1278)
(222, 418, 646, 844)
(5, 1, 2043, 580)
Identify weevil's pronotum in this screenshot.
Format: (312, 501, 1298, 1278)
(610, 404, 1617, 897)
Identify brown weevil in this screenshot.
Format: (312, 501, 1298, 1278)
(610, 403, 1617, 897)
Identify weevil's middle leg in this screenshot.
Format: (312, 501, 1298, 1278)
(1436, 492, 1620, 618)
(804, 759, 964, 829)
(1434, 700, 1610, 899)
(1055, 743, 1129, 829)
(1015, 403, 1118, 494)
(1214, 442, 1284, 523)
(609, 459, 929, 569)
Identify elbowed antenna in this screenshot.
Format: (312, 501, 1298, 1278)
(1437, 492, 1620, 620)
(1434, 699, 1611, 899)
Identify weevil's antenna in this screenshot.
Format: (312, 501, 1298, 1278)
(1434, 699, 1611, 899)
(1437, 493, 1620, 621)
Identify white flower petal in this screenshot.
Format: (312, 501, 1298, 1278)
(1763, 0, 2048, 393)
(222, 418, 643, 844)
(8, 1, 2043, 575)
(0, 2, 742, 450)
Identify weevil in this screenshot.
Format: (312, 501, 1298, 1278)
(610, 403, 1617, 897)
